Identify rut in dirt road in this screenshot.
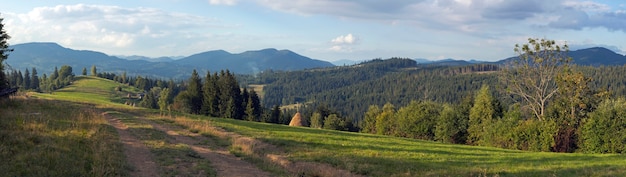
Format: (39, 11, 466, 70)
(145, 119, 272, 177)
(104, 114, 159, 177)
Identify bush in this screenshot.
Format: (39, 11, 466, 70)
(580, 99, 626, 153)
(513, 119, 557, 151)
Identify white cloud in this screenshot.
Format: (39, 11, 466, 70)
(4, 4, 230, 56)
(255, 0, 626, 34)
(209, 0, 237, 6)
(331, 33, 358, 45)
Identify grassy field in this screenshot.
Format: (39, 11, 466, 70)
(0, 96, 128, 176)
(34, 76, 142, 108)
(4, 76, 626, 176)
(199, 117, 626, 176)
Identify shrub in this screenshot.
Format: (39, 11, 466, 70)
(580, 99, 626, 153)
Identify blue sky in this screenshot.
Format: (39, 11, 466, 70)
(1, 0, 625, 62)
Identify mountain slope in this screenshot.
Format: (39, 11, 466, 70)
(6, 42, 335, 78)
(569, 47, 626, 66)
(498, 47, 626, 66)
(173, 48, 334, 74)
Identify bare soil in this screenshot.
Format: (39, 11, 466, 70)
(104, 113, 159, 177)
(145, 119, 271, 177)
(108, 111, 361, 177)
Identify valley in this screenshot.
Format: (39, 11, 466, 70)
(2, 75, 626, 176)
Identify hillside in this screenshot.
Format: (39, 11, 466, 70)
(257, 57, 626, 124)
(173, 48, 334, 74)
(6, 42, 334, 78)
(258, 58, 500, 120)
(497, 47, 626, 66)
(3, 76, 625, 176)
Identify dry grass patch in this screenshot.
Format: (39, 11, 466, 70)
(0, 96, 129, 176)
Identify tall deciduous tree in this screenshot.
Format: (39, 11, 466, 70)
(376, 103, 396, 135)
(549, 66, 601, 152)
(91, 65, 97, 76)
(158, 88, 172, 116)
(361, 105, 382, 134)
(501, 38, 569, 121)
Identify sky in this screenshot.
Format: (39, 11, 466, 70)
(1, 0, 626, 62)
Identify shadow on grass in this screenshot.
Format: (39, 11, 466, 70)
(202, 116, 626, 177)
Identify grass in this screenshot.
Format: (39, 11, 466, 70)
(7, 76, 626, 177)
(247, 84, 265, 99)
(33, 76, 142, 109)
(200, 117, 626, 177)
(0, 96, 129, 176)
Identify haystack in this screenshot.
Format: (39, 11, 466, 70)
(289, 112, 305, 127)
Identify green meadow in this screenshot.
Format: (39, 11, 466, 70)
(2, 76, 626, 176)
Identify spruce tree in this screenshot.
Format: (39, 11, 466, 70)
(187, 69, 203, 114)
(0, 15, 12, 90)
(245, 89, 262, 121)
(31, 68, 39, 91)
(23, 69, 30, 90)
(82, 67, 87, 75)
(467, 85, 497, 145)
(202, 71, 219, 116)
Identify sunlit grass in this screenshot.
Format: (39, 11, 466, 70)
(32, 76, 142, 109)
(0, 96, 129, 176)
(192, 117, 626, 177)
(7, 76, 626, 177)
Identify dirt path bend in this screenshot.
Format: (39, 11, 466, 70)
(144, 118, 271, 177)
(104, 113, 159, 177)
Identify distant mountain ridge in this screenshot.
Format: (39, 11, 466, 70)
(6, 42, 334, 78)
(5, 42, 626, 79)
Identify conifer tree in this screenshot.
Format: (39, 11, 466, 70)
(31, 68, 39, 91)
(245, 89, 262, 121)
(23, 69, 30, 90)
(82, 67, 87, 75)
(187, 69, 203, 114)
(0, 15, 12, 90)
(202, 71, 219, 116)
(468, 85, 497, 145)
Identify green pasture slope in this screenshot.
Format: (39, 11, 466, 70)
(34, 76, 142, 108)
(27, 77, 626, 176)
(209, 118, 626, 176)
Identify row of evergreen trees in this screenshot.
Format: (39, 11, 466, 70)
(170, 70, 265, 121)
(6, 66, 74, 92)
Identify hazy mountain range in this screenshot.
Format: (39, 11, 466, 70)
(5, 42, 626, 79)
(6, 42, 333, 78)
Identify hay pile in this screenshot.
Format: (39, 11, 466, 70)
(289, 112, 305, 127)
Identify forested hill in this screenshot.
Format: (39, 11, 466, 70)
(255, 57, 626, 123)
(256, 58, 501, 121)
